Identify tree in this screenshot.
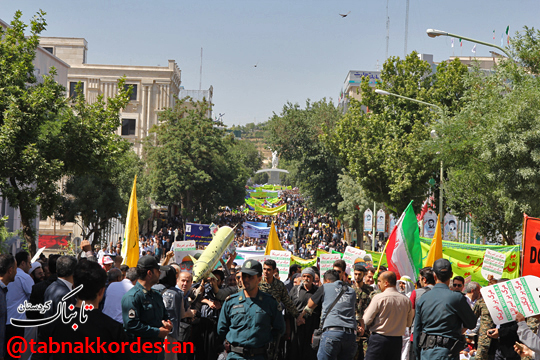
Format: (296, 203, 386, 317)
(144, 97, 250, 223)
(336, 174, 372, 249)
(326, 52, 468, 214)
(431, 41, 540, 244)
(0, 12, 133, 255)
(267, 99, 343, 215)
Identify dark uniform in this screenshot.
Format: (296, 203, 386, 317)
(352, 282, 373, 360)
(122, 275, 169, 359)
(413, 260, 477, 360)
(217, 260, 286, 360)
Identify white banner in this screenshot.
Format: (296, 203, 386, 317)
(423, 210, 437, 238)
(481, 249, 506, 280)
(320, 254, 341, 274)
(388, 214, 396, 233)
(343, 246, 366, 275)
(363, 209, 373, 232)
(243, 223, 271, 239)
(376, 209, 386, 232)
(270, 250, 291, 282)
(480, 276, 540, 325)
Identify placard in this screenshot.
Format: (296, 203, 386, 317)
(480, 276, 540, 325)
(481, 249, 506, 280)
(376, 209, 386, 232)
(270, 250, 291, 282)
(363, 209, 373, 232)
(320, 254, 341, 274)
(342, 246, 366, 275)
(444, 213, 458, 240)
(423, 210, 438, 238)
(172, 241, 202, 272)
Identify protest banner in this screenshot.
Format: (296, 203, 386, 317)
(270, 250, 291, 281)
(185, 223, 212, 245)
(172, 241, 202, 272)
(480, 276, 540, 325)
(444, 213, 458, 240)
(521, 214, 540, 276)
(423, 210, 437, 238)
(242, 223, 270, 239)
(320, 254, 341, 273)
(481, 249, 506, 280)
(342, 246, 366, 274)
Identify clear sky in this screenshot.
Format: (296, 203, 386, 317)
(4, 1, 539, 126)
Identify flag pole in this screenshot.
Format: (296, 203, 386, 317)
(375, 236, 392, 279)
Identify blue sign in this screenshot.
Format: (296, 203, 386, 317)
(185, 223, 212, 246)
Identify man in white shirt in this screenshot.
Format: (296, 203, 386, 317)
(103, 268, 137, 323)
(5, 251, 33, 359)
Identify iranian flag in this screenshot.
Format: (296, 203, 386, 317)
(385, 201, 422, 283)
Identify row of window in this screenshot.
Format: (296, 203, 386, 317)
(68, 82, 138, 101)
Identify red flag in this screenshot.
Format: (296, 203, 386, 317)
(522, 214, 540, 276)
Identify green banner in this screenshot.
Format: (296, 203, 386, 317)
(250, 191, 279, 199)
(253, 203, 287, 215)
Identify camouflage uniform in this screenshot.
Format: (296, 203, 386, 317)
(473, 298, 494, 360)
(259, 277, 299, 317)
(369, 288, 381, 301)
(353, 283, 373, 360)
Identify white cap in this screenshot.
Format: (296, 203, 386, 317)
(29, 262, 42, 275)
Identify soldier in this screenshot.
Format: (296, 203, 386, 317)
(259, 260, 299, 318)
(122, 255, 173, 360)
(217, 259, 285, 360)
(352, 264, 373, 360)
(473, 297, 495, 360)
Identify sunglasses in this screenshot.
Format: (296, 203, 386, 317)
(453, 284, 463, 288)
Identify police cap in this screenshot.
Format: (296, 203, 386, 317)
(240, 259, 262, 276)
(432, 258, 452, 275)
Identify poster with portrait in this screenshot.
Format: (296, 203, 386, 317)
(363, 209, 373, 232)
(444, 213, 458, 240)
(376, 209, 386, 232)
(423, 210, 438, 238)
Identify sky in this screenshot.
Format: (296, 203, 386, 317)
(3, 0, 539, 126)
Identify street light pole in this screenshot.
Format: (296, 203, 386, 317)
(375, 89, 445, 227)
(426, 29, 513, 59)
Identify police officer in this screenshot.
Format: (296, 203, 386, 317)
(122, 255, 173, 360)
(413, 259, 477, 360)
(217, 259, 286, 360)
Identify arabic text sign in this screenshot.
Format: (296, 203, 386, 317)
(342, 246, 366, 274)
(481, 249, 506, 280)
(270, 250, 291, 282)
(320, 254, 341, 273)
(185, 223, 212, 245)
(480, 275, 540, 325)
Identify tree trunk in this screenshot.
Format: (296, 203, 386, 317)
(356, 218, 364, 250)
(19, 208, 37, 257)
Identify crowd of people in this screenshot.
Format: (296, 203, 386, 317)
(1, 190, 540, 360)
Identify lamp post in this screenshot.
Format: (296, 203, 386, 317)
(375, 89, 445, 226)
(426, 29, 513, 59)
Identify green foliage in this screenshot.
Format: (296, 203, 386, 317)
(144, 97, 250, 223)
(327, 52, 468, 214)
(267, 98, 343, 215)
(432, 56, 540, 244)
(0, 11, 133, 255)
(336, 174, 372, 248)
(228, 139, 262, 175)
(510, 26, 540, 74)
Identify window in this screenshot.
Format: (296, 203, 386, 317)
(69, 82, 84, 99)
(43, 47, 53, 54)
(124, 84, 138, 101)
(121, 119, 136, 136)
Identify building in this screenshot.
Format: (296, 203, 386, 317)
(39, 37, 183, 157)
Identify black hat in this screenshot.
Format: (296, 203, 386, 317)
(137, 255, 163, 271)
(354, 264, 367, 273)
(240, 259, 262, 276)
(433, 259, 452, 275)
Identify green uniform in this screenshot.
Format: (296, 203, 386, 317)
(259, 277, 299, 317)
(217, 289, 286, 360)
(353, 283, 373, 321)
(122, 282, 169, 360)
(473, 298, 494, 360)
(353, 283, 373, 360)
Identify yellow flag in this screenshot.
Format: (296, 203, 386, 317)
(122, 176, 139, 267)
(264, 221, 284, 255)
(425, 214, 443, 267)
